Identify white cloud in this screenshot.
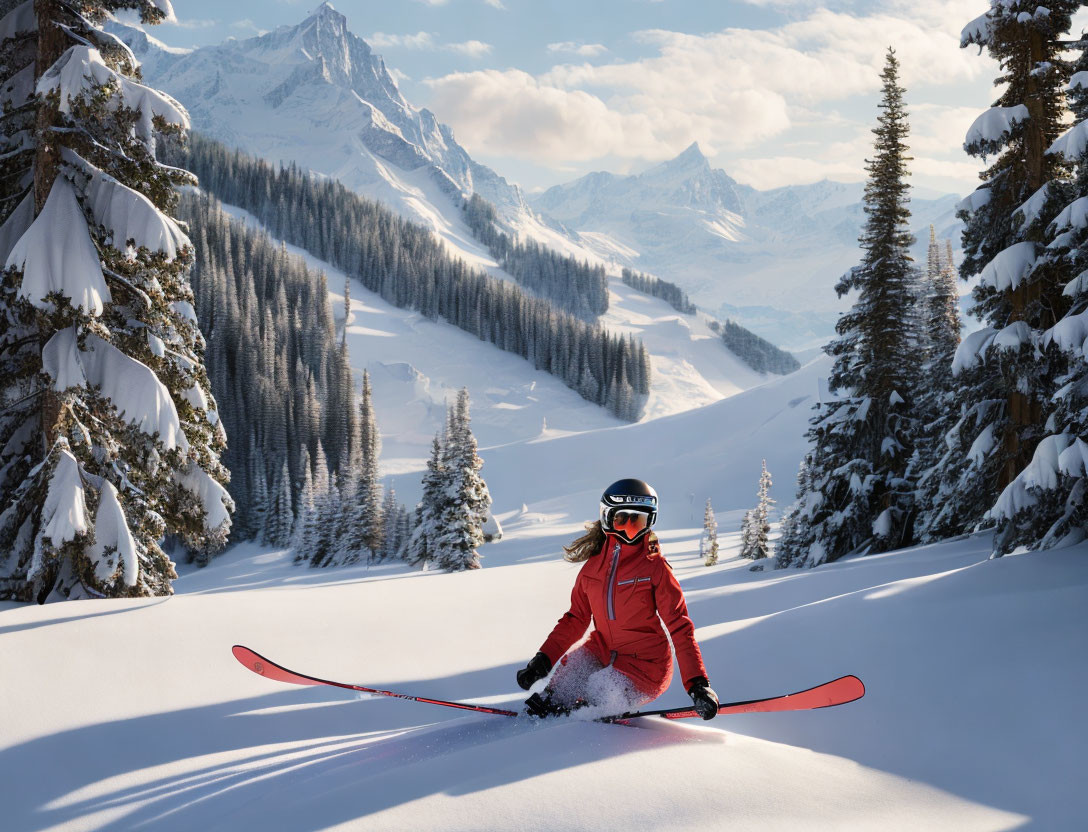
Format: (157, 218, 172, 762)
(231, 19, 268, 36)
(447, 40, 493, 58)
(369, 31, 436, 50)
(425, 69, 675, 162)
(369, 32, 491, 58)
(424, 2, 991, 175)
(547, 42, 609, 57)
(414, 0, 505, 6)
(168, 18, 218, 30)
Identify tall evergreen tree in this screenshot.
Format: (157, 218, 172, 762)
(264, 460, 294, 547)
(775, 457, 814, 568)
(701, 499, 719, 566)
(434, 388, 492, 571)
(988, 30, 1088, 551)
(913, 227, 965, 538)
(739, 509, 758, 560)
(404, 435, 444, 568)
(752, 460, 775, 560)
(777, 49, 918, 567)
(0, 0, 231, 601)
(949, 2, 1078, 550)
(357, 370, 383, 552)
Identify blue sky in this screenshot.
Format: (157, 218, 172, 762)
(147, 1, 1086, 196)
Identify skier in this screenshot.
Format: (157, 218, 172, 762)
(516, 479, 720, 719)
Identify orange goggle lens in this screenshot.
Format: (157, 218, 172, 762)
(612, 511, 649, 532)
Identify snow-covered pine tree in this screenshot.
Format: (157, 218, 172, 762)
(379, 486, 400, 559)
(739, 509, 757, 559)
(306, 440, 343, 566)
(0, 0, 231, 601)
(947, 2, 1078, 549)
(404, 434, 444, 568)
(775, 456, 814, 568)
(433, 388, 491, 571)
(752, 460, 775, 560)
(700, 498, 718, 566)
(357, 369, 382, 552)
(264, 460, 294, 547)
(913, 227, 965, 539)
(775, 49, 918, 567)
(291, 445, 320, 562)
(987, 31, 1088, 552)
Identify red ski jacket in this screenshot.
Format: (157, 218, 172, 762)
(539, 533, 708, 699)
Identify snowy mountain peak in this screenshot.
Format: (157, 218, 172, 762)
(112, 7, 535, 220)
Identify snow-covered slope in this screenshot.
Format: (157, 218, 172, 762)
(532, 144, 963, 350)
(2, 518, 1083, 830)
(214, 201, 771, 503)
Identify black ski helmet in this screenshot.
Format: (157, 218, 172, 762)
(600, 478, 658, 543)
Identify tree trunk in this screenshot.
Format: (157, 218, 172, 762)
(33, 0, 67, 451)
(1002, 25, 1050, 487)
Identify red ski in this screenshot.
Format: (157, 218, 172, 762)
(233, 645, 865, 722)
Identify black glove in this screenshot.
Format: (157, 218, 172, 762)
(516, 651, 552, 690)
(688, 677, 719, 720)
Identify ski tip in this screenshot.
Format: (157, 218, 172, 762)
(844, 674, 866, 700)
(232, 645, 269, 677)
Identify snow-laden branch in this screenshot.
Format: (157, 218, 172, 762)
(62, 148, 191, 260)
(992, 320, 1035, 353)
(0, 190, 33, 265)
(1062, 268, 1088, 298)
(1, 64, 35, 110)
(148, 0, 177, 24)
(37, 445, 89, 554)
(961, 11, 990, 50)
(0, 0, 34, 42)
(88, 481, 138, 586)
(957, 186, 991, 216)
(991, 434, 1084, 521)
(965, 105, 1029, 152)
(979, 241, 1036, 292)
(1049, 119, 1088, 162)
(174, 461, 232, 533)
(1045, 309, 1088, 356)
(1016, 182, 1058, 230)
(1049, 196, 1088, 234)
(6, 177, 110, 316)
(41, 328, 190, 453)
(952, 326, 998, 375)
(37, 46, 189, 142)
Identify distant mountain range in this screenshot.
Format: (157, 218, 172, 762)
(113, 2, 963, 351)
(531, 143, 963, 349)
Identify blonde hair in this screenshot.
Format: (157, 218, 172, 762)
(562, 520, 658, 563)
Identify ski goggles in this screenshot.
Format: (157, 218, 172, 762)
(612, 510, 650, 534)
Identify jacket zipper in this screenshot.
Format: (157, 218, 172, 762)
(606, 541, 621, 621)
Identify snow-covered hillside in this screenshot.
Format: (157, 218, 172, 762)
(2, 515, 1083, 830)
(532, 143, 963, 350)
(213, 201, 771, 500)
(107, 3, 578, 273)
